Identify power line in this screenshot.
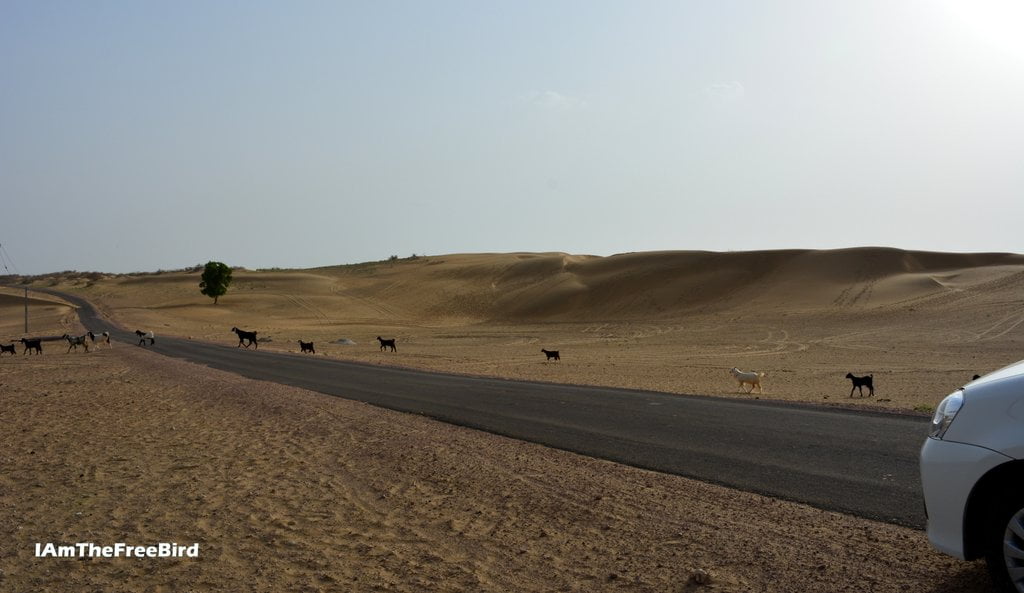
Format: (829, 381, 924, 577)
(0, 242, 28, 333)
(0, 243, 20, 275)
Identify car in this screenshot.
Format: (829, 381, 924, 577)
(920, 361, 1024, 592)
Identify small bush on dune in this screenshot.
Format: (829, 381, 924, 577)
(199, 261, 233, 305)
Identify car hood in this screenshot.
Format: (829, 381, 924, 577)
(951, 359, 1024, 459)
(967, 358, 1024, 387)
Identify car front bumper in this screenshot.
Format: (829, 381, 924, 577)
(920, 436, 1011, 559)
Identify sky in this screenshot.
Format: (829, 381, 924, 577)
(2, 1, 1023, 275)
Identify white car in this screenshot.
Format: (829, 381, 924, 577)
(920, 361, 1024, 592)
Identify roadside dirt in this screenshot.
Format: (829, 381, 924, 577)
(0, 345, 990, 592)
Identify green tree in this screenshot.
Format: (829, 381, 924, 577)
(199, 261, 233, 304)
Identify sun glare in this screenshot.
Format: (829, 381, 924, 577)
(942, 0, 1024, 61)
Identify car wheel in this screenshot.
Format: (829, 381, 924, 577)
(987, 500, 1024, 593)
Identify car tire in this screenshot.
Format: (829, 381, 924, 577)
(986, 497, 1024, 593)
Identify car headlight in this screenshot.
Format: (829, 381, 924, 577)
(929, 390, 964, 439)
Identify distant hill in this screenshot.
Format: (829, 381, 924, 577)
(36, 248, 1024, 324)
(313, 248, 1024, 321)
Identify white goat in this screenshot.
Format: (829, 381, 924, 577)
(730, 367, 764, 393)
(87, 331, 111, 348)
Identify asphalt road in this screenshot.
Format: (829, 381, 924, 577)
(42, 289, 931, 528)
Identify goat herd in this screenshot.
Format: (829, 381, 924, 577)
(1, 327, 881, 399)
(1, 331, 112, 355)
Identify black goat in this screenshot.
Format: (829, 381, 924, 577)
(377, 336, 397, 352)
(232, 327, 258, 349)
(135, 330, 155, 346)
(298, 340, 315, 354)
(0, 343, 16, 355)
(541, 348, 560, 361)
(846, 373, 874, 397)
(20, 338, 42, 355)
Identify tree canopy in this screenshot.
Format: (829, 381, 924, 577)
(199, 261, 233, 304)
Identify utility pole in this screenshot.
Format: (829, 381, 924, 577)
(0, 243, 26, 332)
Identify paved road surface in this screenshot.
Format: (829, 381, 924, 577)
(42, 289, 931, 528)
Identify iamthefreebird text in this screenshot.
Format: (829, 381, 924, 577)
(35, 542, 199, 559)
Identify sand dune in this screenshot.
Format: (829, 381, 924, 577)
(37, 247, 1024, 322)
(0, 287, 79, 341)
(0, 289, 74, 311)
(306, 248, 1024, 321)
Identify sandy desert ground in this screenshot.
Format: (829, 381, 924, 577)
(3, 247, 1020, 591)
(0, 318, 990, 593)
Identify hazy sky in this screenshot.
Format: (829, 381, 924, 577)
(2, 1, 1023, 274)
